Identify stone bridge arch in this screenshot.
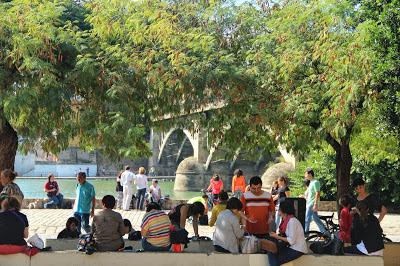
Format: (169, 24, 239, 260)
(157, 128, 197, 164)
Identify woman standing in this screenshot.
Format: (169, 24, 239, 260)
(44, 173, 64, 208)
(0, 169, 24, 205)
(207, 174, 224, 202)
(273, 176, 291, 228)
(231, 169, 246, 199)
(135, 167, 148, 211)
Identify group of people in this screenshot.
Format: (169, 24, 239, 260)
(337, 178, 387, 256)
(0, 166, 390, 264)
(117, 166, 161, 211)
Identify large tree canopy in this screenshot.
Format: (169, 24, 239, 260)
(0, 0, 397, 202)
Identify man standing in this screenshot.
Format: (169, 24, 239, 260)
(73, 172, 96, 234)
(121, 165, 134, 211)
(304, 167, 327, 234)
(241, 176, 275, 238)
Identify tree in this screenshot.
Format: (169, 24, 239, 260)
(0, 0, 150, 172)
(245, 0, 377, 198)
(351, 0, 400, 137)
(187, 0, 377, 199)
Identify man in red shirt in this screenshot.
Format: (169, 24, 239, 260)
(241, 176, 275, 238)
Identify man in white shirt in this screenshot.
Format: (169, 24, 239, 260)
(135, 167, 148, 210)
(121, 165, 134, 211)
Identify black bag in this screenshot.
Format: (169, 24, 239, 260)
(309, 236, 344, 255)
(170, 228, 189, 245)
(128, 230, 142, 241)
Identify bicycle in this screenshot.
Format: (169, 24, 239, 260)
(306, 213, 393, 243)
(306, 213, 338, 242)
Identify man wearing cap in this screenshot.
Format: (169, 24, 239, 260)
(304, 168, 327, 235)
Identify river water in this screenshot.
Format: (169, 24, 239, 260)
(15, 178, 199, 200)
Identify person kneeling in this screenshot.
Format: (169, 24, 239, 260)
(141, 202, 171, 251)
(92, 195, 129, 251)
(260, 200, 308, 266)
(57, 217, 79, 239)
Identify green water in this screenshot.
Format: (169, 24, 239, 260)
(15, 178, 199, 200)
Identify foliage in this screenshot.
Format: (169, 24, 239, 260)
(288, 146, 337, 201)
(0, 0, 150, 160)
(352, 0, 400, 136)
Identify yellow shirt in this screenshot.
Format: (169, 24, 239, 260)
(209, 204, 227, 227)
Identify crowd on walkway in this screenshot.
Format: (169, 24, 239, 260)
(0, 166, 389, 265)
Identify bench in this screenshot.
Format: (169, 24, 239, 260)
(0, 252, 384, 266)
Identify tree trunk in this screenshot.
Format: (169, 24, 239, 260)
(326, 133, 353, 199)
(0, 111, 18, 172)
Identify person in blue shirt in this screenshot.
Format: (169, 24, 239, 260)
(73, 172, 96, 234)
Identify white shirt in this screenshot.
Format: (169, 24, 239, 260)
(285, 218, 308, 254)
(213, 209, 244, 253)
(135, 174, 148, 190)
(150, 185, 161, 201)
(120, 170, 134, 187)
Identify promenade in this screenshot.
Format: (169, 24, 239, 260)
(21, 209, 400, 242)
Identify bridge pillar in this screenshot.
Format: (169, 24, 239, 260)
(191, 129, 208, 163)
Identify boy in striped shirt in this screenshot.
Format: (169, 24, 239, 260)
(141, 202, 171, 251)
(241, 176, 275, 238)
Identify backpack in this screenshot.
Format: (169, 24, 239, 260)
(310, 235, 344, 255)
(170, 228, 189, 245)
(77, 234, 96, 255)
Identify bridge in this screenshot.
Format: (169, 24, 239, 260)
(148, 124, 296, 191)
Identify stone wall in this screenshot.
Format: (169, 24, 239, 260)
(0, 252, 385, 266)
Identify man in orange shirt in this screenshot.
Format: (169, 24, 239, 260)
(231, 169, 246, 198)
(241, 176, 275, 238)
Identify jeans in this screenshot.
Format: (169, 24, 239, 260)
(142, 238, 170, 252)
(44, 194, 64, 208)
(267, 247, 304, 266)
(136, 188, 146, 210)
(74, 212, 90, 234)
(304, 204, 327, 234)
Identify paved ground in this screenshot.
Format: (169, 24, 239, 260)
(21, 209, 400, 242)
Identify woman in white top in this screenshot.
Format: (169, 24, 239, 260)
(213, 197, 244, 253)
(260, 200, 308, 266)
(135, 167, 148, 210)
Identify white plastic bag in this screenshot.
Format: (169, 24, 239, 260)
(27, 233, 44, 249)
(240, 235, 259, 254)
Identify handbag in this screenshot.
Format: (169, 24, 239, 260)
(240, 235, 259, 254)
